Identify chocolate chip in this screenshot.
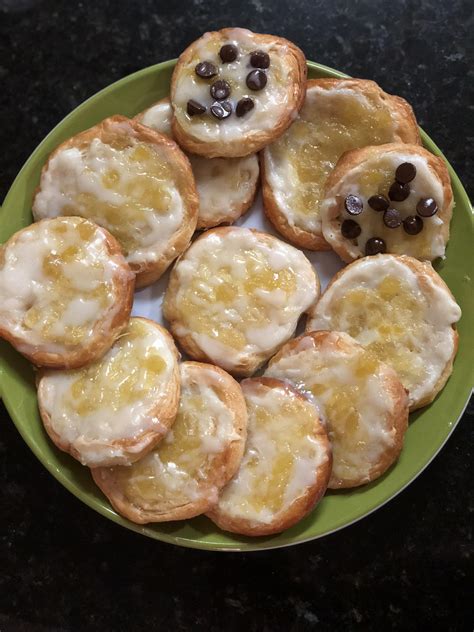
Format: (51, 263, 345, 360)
(383, 207, 402, 228)
(395, 162, 417, 184)
(389, 181, 410, 202)
(416, 197, 438, 217)
(195, 61, 217, 79)
(368, 194, 389, 212)
(344, 194, 363, 215)
(219, 44, 238, 63)
(186, 99, 206, 116)
(403, 215, 423, 235)
(250, 50, 270, 69)
(246, 69, 267, 91)
(341, 219, 361, 239)
(210, 80, 231, 101)
(236, 97, 255, 117)
(365, 237, 386, 256)
(210, 100, 232, 120)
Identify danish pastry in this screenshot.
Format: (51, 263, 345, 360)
(0, 217, 134, 369)
(261, 79, 421, 250)
(92, 361, 247, 523)
(37, 318, 180, 467)
(32, 115, 199, 288)
(170, 28, 306, 158)
(163, 227, 320, 376)
(320, 143, 453, 262)
(136, 98, 259, 229)
(207, 377, 331, 536)
(265, 331, 408, 488)
(306, 255, 461, 410)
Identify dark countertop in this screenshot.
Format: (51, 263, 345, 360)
(0, 1, 472, 630)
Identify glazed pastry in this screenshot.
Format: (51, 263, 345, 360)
(261, 79, 421, 250)
(170, 28, 307, 158)
(136, 98, 260, 229)
(320, 143, 453, 262)
(32, 115, 199, 288)
(207, 377, 331, 536)
(265, 331, 409, 488)
(0, 217, 134, 368)
(92, 361, 247, 523)
(37, 318, 179, 467)
(306, 255, 461, 410)
(163, 227, 320, 376)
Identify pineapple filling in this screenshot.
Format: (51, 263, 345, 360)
(178, 247, 297, 351)
(23, 220, 112, 344)
(64, 320, 166, 416)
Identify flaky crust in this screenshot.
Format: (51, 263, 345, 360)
(163, 226, 320, 377)
(170, 28, 307, 158)
(267, 331, 409, 488)
(37, 318, 180, 467)
(32, 115, 199, 288)
(92, 361, 248, 523)
(207, 377, 332, 536)
(321, 142, 453, 262)
(262, 78, 421, 251)
(0, 219, 134, 369)
(306, 255, 459, 411)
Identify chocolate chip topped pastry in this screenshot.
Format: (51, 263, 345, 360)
(170, 28, 307, 158)
(136, 98, 259, 229)
(321, 143, 453, 262)
(33, 115, 199, 288)
(261, 79, 421, 250)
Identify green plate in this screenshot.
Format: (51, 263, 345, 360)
(1, 60, 473, 551)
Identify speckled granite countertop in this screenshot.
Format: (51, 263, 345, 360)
(0, 1, 472, 630)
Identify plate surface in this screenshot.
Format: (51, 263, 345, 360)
(0, 60, 473, 551)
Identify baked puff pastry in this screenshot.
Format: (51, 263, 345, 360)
(207, 377, 331, 536)
(163, 227, 320, 377)
(37, 318, 180, 467)
(321, 143, 454, 262)
(261, 79, 421, 250)
(306, 255, 461, 410)
(136, 98, 259, 229)
(32, 115, 199, 288)
(170, 28, 307, 158)
(0, 217, 134, 368)
(92, 361, 247, 523)
(265, 331, 409, 489)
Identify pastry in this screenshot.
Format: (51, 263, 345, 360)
(207, 377, 331, 536)
(32, 115, 199, 288)
(92, 361, 247, 523)
(320, 143, 453, 262)
(265, 331, 409, 488)
(0, 217, 134, 368)
(170, 28, 306, 158)
(306, 254, 462, 410)
(163, 226, 320, 376)
(37, 318, 180, 467)
(261, 78, 421, 250)
(136, 98, 260, 229)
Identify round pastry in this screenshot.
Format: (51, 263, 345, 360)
(37, 318, 180, 467)
(163, 226, 320, 376)
(170, 27, 307, 158)
(135, 98, 260, 229)
(306, 255, 462, 410)
(320, 143, 453, 262)
(265, 331, 409, 488)
(92, 361, 247, 523)
(207, 377, 331, 536)
(261, 78, 421, 250)
(0, 217, 134, 369)
(32, 115, 199, 288)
